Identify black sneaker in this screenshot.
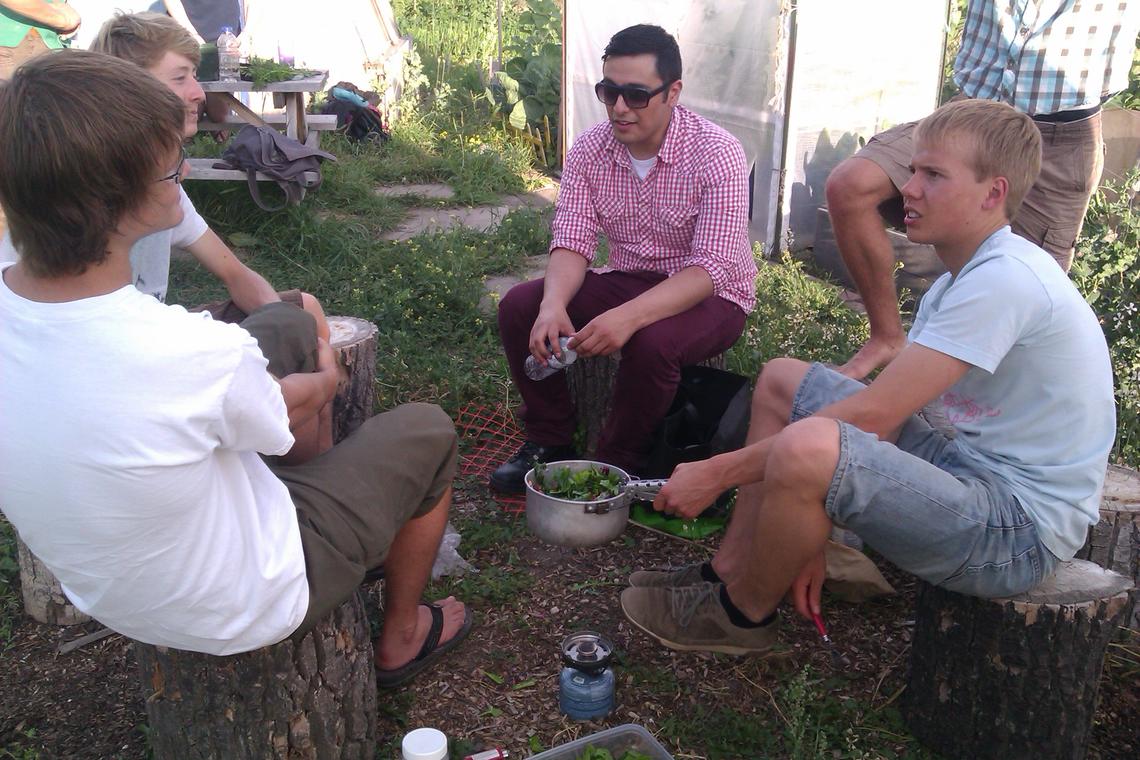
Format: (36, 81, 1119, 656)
(489, 441, 577, 494)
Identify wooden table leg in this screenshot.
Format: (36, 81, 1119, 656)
(285, 93, 307, 144)
(215, 93, 270, 129)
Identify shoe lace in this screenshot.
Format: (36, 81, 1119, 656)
(669, 583, 719, 628)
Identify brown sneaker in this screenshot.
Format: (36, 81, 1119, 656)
(620, 583, 779, 655)
(628, 562, 707, 588)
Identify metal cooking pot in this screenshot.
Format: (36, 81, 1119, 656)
(524, 460, 665, 547)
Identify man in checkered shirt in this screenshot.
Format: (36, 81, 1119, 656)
(826, 0, 1140, 380)
(490, 24, 757, 493)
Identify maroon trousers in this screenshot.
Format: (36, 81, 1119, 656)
(497, 270, 746, 473)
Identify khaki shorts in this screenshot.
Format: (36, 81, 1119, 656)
(238, 302, 459, 638)
(856, 108, 1104, 271)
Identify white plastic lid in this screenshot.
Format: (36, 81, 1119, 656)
(401, 728, 447, 760)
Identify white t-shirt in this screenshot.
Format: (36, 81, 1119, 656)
(909, 226, 1116, 559)
(0, 264, 309, 654)
(0, 187, 208, 303)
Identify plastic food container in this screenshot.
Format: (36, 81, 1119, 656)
(526, 724, 674, 760)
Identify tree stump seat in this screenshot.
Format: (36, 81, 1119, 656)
(903, 559, 1135, 759)
(136, 316, 382, 759)
(565, 352, 728, 461)
(135, 592, 377, 760)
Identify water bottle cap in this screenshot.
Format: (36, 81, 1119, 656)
(401, 727, 447, 760)
(220, 26, 234, 34)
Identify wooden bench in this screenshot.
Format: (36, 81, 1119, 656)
(187, 113, 339, 191)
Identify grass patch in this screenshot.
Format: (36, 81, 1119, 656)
(727, 250, 869, 378)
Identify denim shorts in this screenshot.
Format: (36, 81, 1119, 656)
(791, 363, 1058, 597)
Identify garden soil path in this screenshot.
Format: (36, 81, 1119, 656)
(1, 477, 1136, 759)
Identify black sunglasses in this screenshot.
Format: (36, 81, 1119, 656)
(594, 80, 673, 110)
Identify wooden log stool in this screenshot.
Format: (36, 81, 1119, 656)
(902, 559, 1135, 759)
(566, 353, 727, 460)
(135, 593, 377, 760)
(327, 316, 379, 442)
(133, 315, 381, 759)
(15, 536, 89, 625)
(1074, 464, 1140, 630)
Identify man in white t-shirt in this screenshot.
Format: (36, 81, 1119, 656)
(0, 51, 470, 685)
(619, 99, 1116, 657)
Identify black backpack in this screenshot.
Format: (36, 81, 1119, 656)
(216, 125, 336, 211)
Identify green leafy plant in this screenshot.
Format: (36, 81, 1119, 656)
(485, 0, 561, 130)
(1072, 170, 1140, 466)
(574, 748, 652, 760)
(531, 463, 625, 501)
(240, 56, 316, 87)
(727, 249, 869, 378)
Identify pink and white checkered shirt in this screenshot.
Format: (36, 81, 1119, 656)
(550, 105, 757, 312)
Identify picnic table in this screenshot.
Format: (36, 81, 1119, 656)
(199, 71, 330, 144)
(189, 72, 337, 203)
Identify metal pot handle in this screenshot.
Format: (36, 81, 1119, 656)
(583, 478, 667, 514)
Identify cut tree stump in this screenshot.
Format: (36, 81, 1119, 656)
(1075, 463, 1140, 630)
(135, 592, 376, 760)
(15, 535, 89, 626)
(327, 316, 378, 444)
(903, 559, 1135, 760)
(566, 353, 726, 459)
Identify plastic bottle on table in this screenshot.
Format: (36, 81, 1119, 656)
(524, 336, 578, 381)
(217, 26, 240, 82)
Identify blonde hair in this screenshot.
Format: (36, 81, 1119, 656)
(0, 51, 185, 277)
(915, 100, 1042, 219)
(90, 11, 200, 69)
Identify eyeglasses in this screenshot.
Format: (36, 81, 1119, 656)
(594, 80, 673, 110)
(157, 147, 188, 185)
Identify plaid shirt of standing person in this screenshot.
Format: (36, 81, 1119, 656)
(549, 105, 757, 313)
(954, 0, 1140, 116)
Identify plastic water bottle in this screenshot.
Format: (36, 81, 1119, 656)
(217, 26, 240, 82)
(559, 632, 615, 720)
(524, 336, 578, 381)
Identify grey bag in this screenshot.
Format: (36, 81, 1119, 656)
(217, 125, 335, 211)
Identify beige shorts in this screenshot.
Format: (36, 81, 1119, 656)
(856, 108, 1104, 271)
(240, 303, 458, 638)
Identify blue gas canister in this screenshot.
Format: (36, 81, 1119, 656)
(558, 631, 615, 720)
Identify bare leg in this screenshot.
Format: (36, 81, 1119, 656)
(725, 417, 838, 620)
(712, 359, 812, 581)
(825, 157, 908, 379)
(374, 487, 467, 670)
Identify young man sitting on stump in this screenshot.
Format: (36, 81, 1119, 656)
(0, 11, 332, 461)
(0, 51, 470, 686)
(621, 99, 1116, 654)
(490, 24, 756, 491)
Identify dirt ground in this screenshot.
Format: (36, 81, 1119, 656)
(1, 479, 1136, 759)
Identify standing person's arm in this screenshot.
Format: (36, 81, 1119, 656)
(0, 0, 80, 33)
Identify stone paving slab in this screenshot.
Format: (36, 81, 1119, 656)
(373, 183, 456, 199)
(380, 186, 558, 242)
(479, 255, 548, 316)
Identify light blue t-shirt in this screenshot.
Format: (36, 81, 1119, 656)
(909, 226, 1115, 559)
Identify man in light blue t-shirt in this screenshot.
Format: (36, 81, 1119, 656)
(618, 99, 1116, 657)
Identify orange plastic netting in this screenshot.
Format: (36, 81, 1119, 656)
(455, 403, 527, 514)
